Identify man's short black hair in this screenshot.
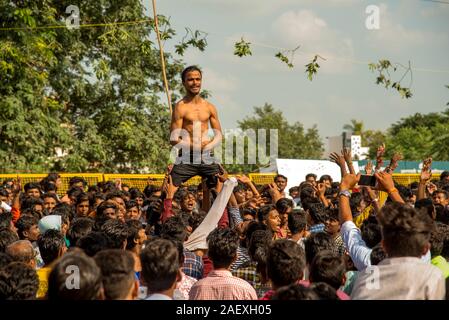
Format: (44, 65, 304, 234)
(288, 209, 307, 235)
(272, 283, 319, 300)
(0, 228, 19, 252)
(37, 229, 65, 266)
(304, 232, 333, 264)
(415, 198, 435, 219)
(308, 202, 328, 224)
(257, 204, 277, 223)
(267, 239, 306, 288)
(125, 219, 144, 250)
(23, 182, 41, 193)
(440, 171, 449, 181)
(0, 212, 13, 230)
(274, 174, 287, 182)
(310, 282, 339, 300)
(378, 202, 434, 257)
(0, 262, 39, 300)
(276, 198, 294, 214)
(360, 217, 381, 248)
(319, 175, 332, 183)
(140, 238, 179, 292)
(69, 176, 87, 188)
(16, 215, 39, 240)
(48, 251, 103, 300)
(100, 219, 129, 249)
(430, 222, 449, 257)
(160, 215, 187, 242)
(309, 250, 346, 290)
(94, 249, 136, 300)
(181, 65, 202, 82)
(370, 243, 387, 265)
(207, 227, 240, 269)
(67, 217, 94, 247)
(77, 232, 110, 257)
(0, 252, 13, 269)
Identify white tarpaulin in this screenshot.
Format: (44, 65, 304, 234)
(276, 159, 359, 190)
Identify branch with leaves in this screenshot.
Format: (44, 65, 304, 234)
(305, 55, 326, 81)
(275, 45, 300, 68)
(234, 38, 252, 57)
(368, 60, 413, 99)
(174, 28, 208, 56)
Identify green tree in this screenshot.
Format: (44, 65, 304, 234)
(0, 1, 184, 173)
(364, 130, 387, 159)
(343, 119, 364, 138)
(223, 104, 323, 173)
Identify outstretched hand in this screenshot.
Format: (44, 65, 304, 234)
(374, 171, 395, 192)
(420, 157, 432, 182)
(340, 173, 361, 191)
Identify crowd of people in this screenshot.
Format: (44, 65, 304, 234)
(0, 148, 449, 300)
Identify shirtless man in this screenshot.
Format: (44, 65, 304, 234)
(169, 65, 223, 187)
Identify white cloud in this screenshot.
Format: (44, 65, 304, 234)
(202, 67, 238, 93)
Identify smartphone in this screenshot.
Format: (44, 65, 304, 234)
(358, 174, 377, 187)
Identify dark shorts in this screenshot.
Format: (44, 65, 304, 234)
(170, 149, 221, 187)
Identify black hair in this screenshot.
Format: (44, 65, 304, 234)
(181, 65, 202, 82)
(69, 176, 87, 188)
(94, 249, 136, 300)
(129, 189, 145, 200)
(248, 230, 271, 284)
(288, 209, 307, 235)
(266, 239, 305, 288)
(272, 283, 319, 300)
(0, 212, 13, 230)
(75, 192, 90, 207)
(48, 251, 103, 300)
(378, 202, 434, 258)
(370, 243, 387, 265)
(415, 198, 435, 220)
(42, 193, 58, 202)
(360, 217, 382, 248)
(0, 252, 13, 269)
(160, 215, 187, 242)
(430, 222, 449, 257)
(77, 232, 110, 257)
(304, 232, 333, 264)
(20, 197, 44, 212)
(0, 262, 39, 300)
(96, 200, 118, 219)
(309, 250, 346, 290)
(310, 282, 339, 300)
(319, 175, 332, 183)
(126, 199, 139, 211)
(0, 228, 19, 252)
(308, 202, 328, 224)
(67, 217, 94, 247)
(207, 227, 240, 269)
(440, 171, 449, 181)
(243, 221, 269, 249)
(90, 192, 106, 208)
(16, 215, 39, 240)
(276, 198, 294, 214)
(125, 219, 144, 250)
(257, 204, 277, 223)
(67, 186, 83, 199)
(23, 182, 41, 194)
(140, 238, 179, 292)
(37, 229, 65, 266)
(100, 219, 129, 249)
(274, 174, 287, 182)
(305, 173, 317, 181)
(40, 180, 58, 193)
(349, 192, 364, 214)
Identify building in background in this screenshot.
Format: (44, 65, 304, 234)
(324, 133, 369, 160)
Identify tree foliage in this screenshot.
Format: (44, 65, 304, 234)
(0, 1, 185, 173)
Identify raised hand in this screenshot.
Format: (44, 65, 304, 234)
(330, 152, 348, 177)
(365, 160, 373, 175)
(375, 143, 385, 170)
(420, 157, 432, 182)
(343, 148, 352, 163)
(236, 175, 251, 184)
(340, 173, 361, 191)
(386, 152, 403, 173)
(374, 171, 395, 193)
(163, 175, 178, 200)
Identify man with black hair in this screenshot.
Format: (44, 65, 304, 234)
(100, 219, 129, 250)
(305, 173, 317, 186)
(276, 198, 294, 238)
(430, 222, 449, 278)
(48, 250, 104, 300)
(42, 193, 58, 214)
(169, 65, 223, 188)
(36, 229, 67, 298)
(16, 215, 40, 242)
(94, 249, 138, 300)
(272, 283, 319, 300)
(304, 232, 334, 269)
(307, 202, 327, 233)
(309, 250, 348, 299)
(440, 171, 449, 183)
(261, 239, 306, 300)
(67, 217, 94, 247)
(23, 182, 41, 199)
(0, 262, 39, 300)
(324, 208, 345, 256)
(257, 204, 281, 239)
(288, 209, 310, 248)
(77, 232, 110, 257)
(96, 200, 119, 220)
(140, 238, 181, 300)
(0, 228, 19, 252)
(189, 227, 257, 300)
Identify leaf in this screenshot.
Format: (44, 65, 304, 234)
(234, 38, 252, 57)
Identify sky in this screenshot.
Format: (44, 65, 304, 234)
(150, 0, 449, 148)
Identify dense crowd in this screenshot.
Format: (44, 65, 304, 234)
(0, 148, 449, 300)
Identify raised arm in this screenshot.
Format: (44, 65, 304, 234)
(418, 157, 432, 200)
(343, 148, 356, 175)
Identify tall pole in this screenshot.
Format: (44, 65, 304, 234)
(151, 0, 172, 115)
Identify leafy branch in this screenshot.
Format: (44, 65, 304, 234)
(368, 60, 413, 99)
(275, 45, 300, 69)
(305, 55, 326, 81)
(174, 28, 208, 56)
(234, 38, 252, 57)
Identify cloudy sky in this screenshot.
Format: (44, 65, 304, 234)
(151, 0, 449, 146)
